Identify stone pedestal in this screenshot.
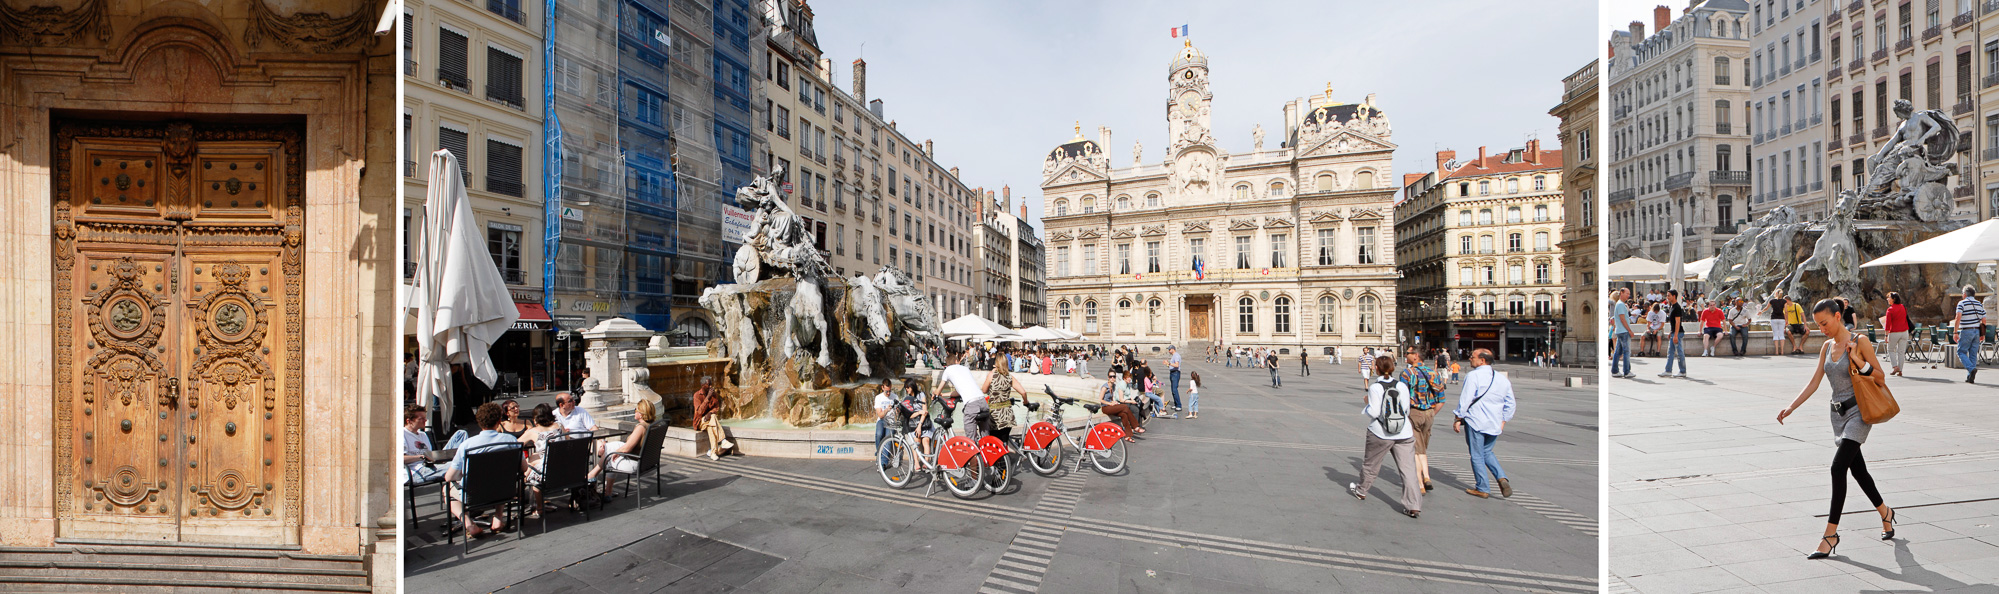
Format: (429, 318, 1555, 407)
(581, 318, 655, 409)
(1784, 221, 1992, 321)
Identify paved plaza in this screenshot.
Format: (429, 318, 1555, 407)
(1609, 350, 1999, 593)
(406, 357, 1598, 593)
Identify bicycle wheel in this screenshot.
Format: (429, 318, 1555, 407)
(1025, 444, 1062, 476)
(946, 456, 986, 499)
(1088, 439, 1127, 475)
(877, 438, 914, 488)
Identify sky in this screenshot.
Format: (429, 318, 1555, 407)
(806, 0, 1597, 233)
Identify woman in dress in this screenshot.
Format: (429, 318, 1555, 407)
(1777, 299, 1896, 559)
(590, 399, 658, 500)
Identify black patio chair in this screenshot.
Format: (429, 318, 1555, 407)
(403, 462, 448, 530)
(603, 421, 669, 510)
(446, 442, 525, 558)
(536, 433, 596, 533)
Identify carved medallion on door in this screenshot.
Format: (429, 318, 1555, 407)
(52, 120, 304, 545)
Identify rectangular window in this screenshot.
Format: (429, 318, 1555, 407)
(1355, 227, 1375, 264)
(1235, 236, 1252, 269)
(437, 127, 469, 182)
(485, 139, 522, 196)
(1146, 241, 1161, 273)
(1083, 244, 1097, 274)
(486, 46, 524, 108)
(1927, 60, 1941, 110)
(1189, 238, 1205, 269)
(487, 222, 522, 284)
(1117, 243, 1131, 274)
(1316, 228, 1336, 265)
(1056, 246, 1070, 276)
(1269, 233, 1288, 268)
(437, 28, 469, 90)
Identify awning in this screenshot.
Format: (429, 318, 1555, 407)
(512, 302, 553, 330)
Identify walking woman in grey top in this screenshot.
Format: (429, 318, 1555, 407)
(1777, 299, 1895, 560)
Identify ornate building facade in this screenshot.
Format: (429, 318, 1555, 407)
(1554, 59, 1600, 365)
(1041, 42, 1399, 354)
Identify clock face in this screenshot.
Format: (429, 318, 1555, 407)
(1178, 91, 1200, 114)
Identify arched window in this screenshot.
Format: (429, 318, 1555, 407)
(675, 317, 714, 344)
(1054, 199, 1069, 216)
(1085, 300, 1099, 333)
(1355, 170, 1375, 189)
(1234, 183, 1251, 200)
(1534, 231, 1550, 250)
(1315, 173, 1336, 192)
(1273, 296, 1292, 333)
(1081, 195, 1097, 213)
(1533, 175, 1547, 191)
(1269, 181, 1287, 196)
(1147, 298, 1162, 333)
(1508, 294, 1526, 315)
(1116, 195, 1132, 210)
(1318, 296, 1338, 333)
(1459, 235, 1473, 254)
(1237, 297, 1256, 333)
(1058, 301, 1072, 330)
(1357, 296, 1377, 334)
(1478, 180, 1491, 195)
(1118, 298, 1131, 309)
(1145, 192, 1160, 207)
(1714, 57, 1731, 84)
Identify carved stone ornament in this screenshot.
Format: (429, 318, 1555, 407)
(1349, 207, 1385, 221)
(0, 0, 109, 46)
(1262, 217, 1294, 229)
(1109, 228, 1136, 239)
(244, 0, 373, 54)
(1308, 210, 1344, 223)
(1228, 218, 1259, 231)
(1140, 224, 1166, 236)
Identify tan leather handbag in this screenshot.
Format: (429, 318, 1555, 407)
(1849, 343, 1899, 424)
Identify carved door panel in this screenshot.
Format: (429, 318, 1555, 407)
(54, 121, 303, 546)
(1188, 305, 1210, 340)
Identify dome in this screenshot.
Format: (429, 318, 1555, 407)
(1170, 40, 1207, 72)
(1302, 103, 1384, 127)
(1047, 138, 1102, 162)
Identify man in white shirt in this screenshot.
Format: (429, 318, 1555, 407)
(555, 393, 597, 434)
(1452, 349, 1516, 499)
(938, 347, 989, 441)
(402, 405, 441, 483)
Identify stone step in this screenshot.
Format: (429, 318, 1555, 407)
(0, 544, 368, 593)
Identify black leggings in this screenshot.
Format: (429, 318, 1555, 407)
(1829, 438, 1884, 525)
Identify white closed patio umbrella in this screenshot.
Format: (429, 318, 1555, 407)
(411, 149, 519, 429)
(1667, 223, 1686, 296)
(940, 313, 1013, 338)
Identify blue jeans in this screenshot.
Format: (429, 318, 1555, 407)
(1465, 429, 1507, 492)
(1226, 355, 1234, 367)
(1612, 333, 1631, 376)
(1269, 367, 1282, 386)
(1187, 389, 1199, 413)
(1143, 390, 1164, 413)
(874, 418, 893, 466)
(1663, 332, 1686, 374)
(1729, 327, 1749, 355)
(1960, 328, 1982, 373)
(1169, 369, 1182, 408)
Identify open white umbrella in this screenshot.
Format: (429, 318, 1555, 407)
(1016, 326, 1069, 342)
(941, 313, 1013, 338)
(1667, 222, 1686, 296)
(1606, 257, 1668, 281)
(411, 149, 519, 428)
(1682, 256, 1716, 279)
(1860, 218, 1999, 267)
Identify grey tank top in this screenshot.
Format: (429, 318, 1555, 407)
(1824, 345, 1855, 403)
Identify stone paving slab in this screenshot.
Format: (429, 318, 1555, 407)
(1610, 351, 1999, 593)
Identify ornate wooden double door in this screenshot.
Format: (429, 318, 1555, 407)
(52, 120, 304, 545)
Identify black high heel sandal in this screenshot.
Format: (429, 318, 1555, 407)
(1805, 534, 1840, 559)
(1881, 507, 1896, 540)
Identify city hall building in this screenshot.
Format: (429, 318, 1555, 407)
(0, 1, 398, 590)
(1040, 42, 1400, 355)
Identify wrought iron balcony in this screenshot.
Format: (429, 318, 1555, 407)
(1956, 100, 1976, 115)
(1923, 25, 1942, 42)
(1829, 67, 1843, 81)
(1849, 59, 1865, 73)
(1830, 8, 1843, 23)
(1872, 48, 1889, 62)
(1782, 124, 1794, 136)
(1850, 133, 1866, 146)
(1665, 172, 1695, 190)
(1781, 63, 1793, 76)
(1873, 125, 1891, 139)
(1985, 0, 1999, 15)
(1895, 38, 1914, 54)
(1956, 11, 1977, 28)
(1715, 222, 1738, 235)
(1811, 50, 1823, 63)
(1710, 170, 1750, 185)
(1610, 189, 1635, 204)
(1848, 0, 1863, 13)
(1716, 123, 1733, 134)
(1983, 146, 1999, 162)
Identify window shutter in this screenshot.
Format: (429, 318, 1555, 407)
(438, 28, 469, 89)
(486, 47, 524, 108)
(438, 128, 469, 183)
(486, 139, 523, 196)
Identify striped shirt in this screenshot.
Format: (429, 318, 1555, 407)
(1959, 296, 1987, 329)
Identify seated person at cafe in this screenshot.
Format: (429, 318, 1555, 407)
(444, 402, 522, 538)
(588, 399, 659, 498)
(401, 405, 442, 484)
(554, 393, 597, 434)
(517, 404, 561, 514)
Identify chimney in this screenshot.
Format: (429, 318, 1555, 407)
(1654, 5, 1670, 34)
(949, 166, 959, 178)
(852, 57, 867, 104)
(888, 120, 897, 130)
(1476, 146, 1487, 168)
(1436, 149, 1456, 175)
(924, 139, 933, 157)
(1629, 20, 1646, 40)
(1002, 185, 1012, 212)
(817, 58, 832, 82)
(1525, 139, 1541, 164)
(869, 98, 883, 117)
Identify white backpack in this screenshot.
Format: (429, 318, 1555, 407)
(1373, 378, 1409, 436)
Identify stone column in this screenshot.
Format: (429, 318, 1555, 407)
(580, 318, 655, 409)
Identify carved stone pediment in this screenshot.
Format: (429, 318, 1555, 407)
(1227, 218, 1260, 231)
(1297, 130, 1395, 160)
(1050, 230, 1073, 241)
(1078, 228, 1103, 239)
(1140, 224, 1166, 236)
(1042, 160, 1108, 186)
(1262, 217, 1294, 229)
(1109, 228, 1137, 239)
(0, 0, 109, 46)
(1308, 210, 1344, 223)
(1348, 208, 1386, 221)
(1182, 220, 1211, 233)
(245, 0, 374, 53)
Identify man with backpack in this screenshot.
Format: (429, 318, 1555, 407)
(1349, 356, 1421, 518)
(1397, 348, 1446, 493)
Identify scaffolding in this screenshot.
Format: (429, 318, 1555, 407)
(666, 0, 727, 304)
(544, 0, 629, 328)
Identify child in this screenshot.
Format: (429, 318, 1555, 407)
(1185, 372, 1201, 419)
(1448, 361, 1461, 383)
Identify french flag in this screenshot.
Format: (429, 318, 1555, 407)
(1192, 256, 1205, 280)
(1171, 24, 1189, 38)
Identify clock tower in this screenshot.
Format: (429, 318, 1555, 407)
(1166, 41, 1222, 205)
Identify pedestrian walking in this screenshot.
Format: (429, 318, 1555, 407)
(1397, 348, 1446, 493)
(1957, 286, 1987, 383)
(1299, 350, 1311, 376)
(1349, 356, 1422, 518)
(1167, 346, 1184, 415)
(1452, 348, 1515, 499)
(1358, 348, 1375, 382)
(1610, 288, 1634, 378)
(1760, 290, 1791, 354)
(1659, 290, 1689, 378)
(1448, 360, 1461, 383)
(1267, 349, 1282, 387)
(1225, 345, 1236, 368)
(1700, 300, 1725, 357)
(1184, 372, 1201, 419)
(1879, 292, 1911, 376)
(1776, 298, 1896, 559)
(1334, 346, 1343, 366)
(1727, 298, 1752, 356)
